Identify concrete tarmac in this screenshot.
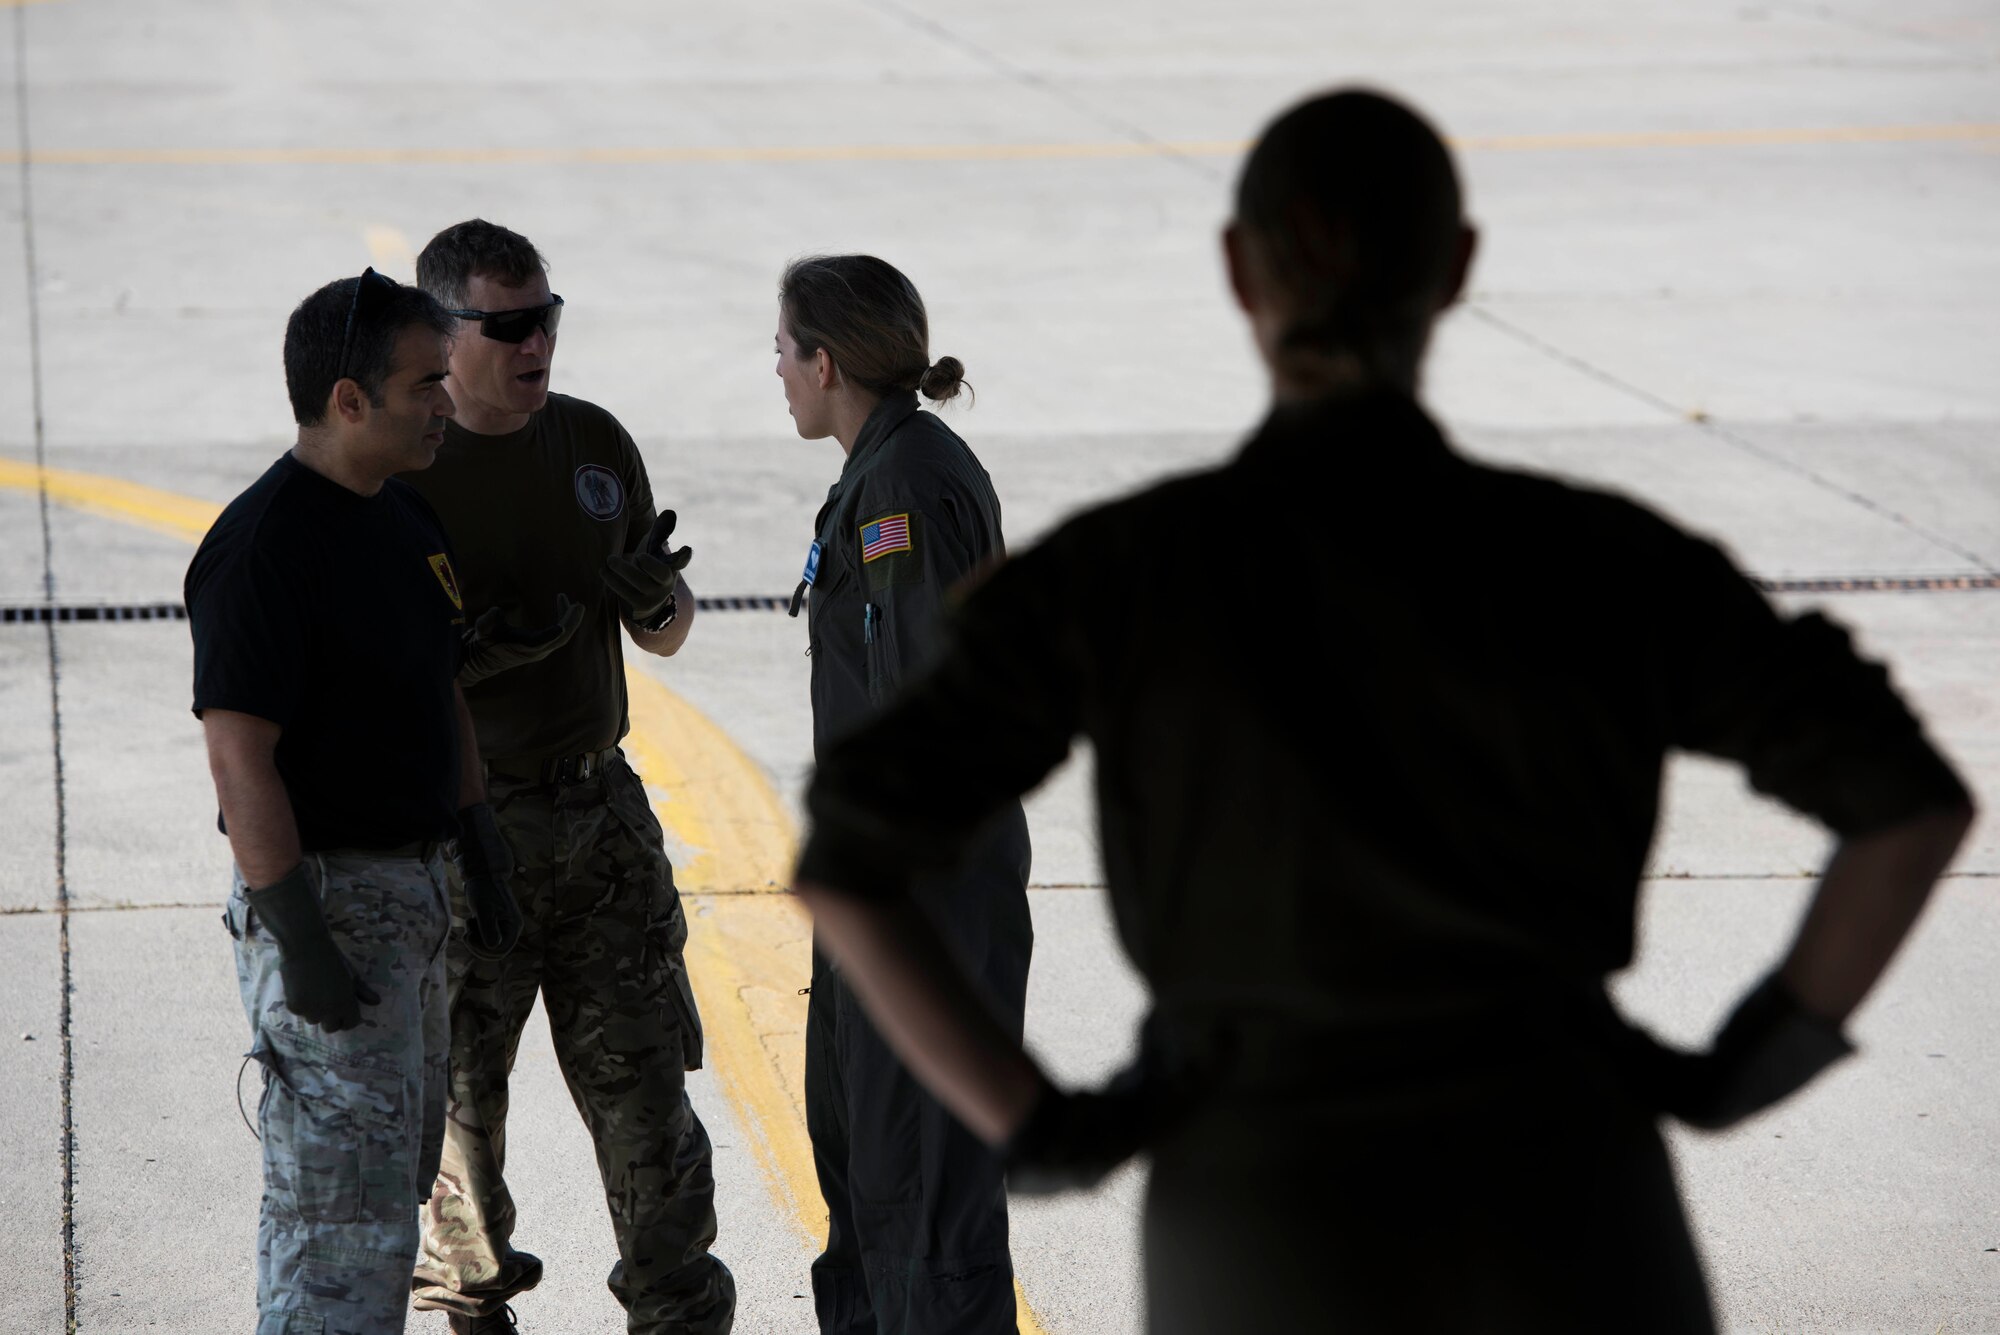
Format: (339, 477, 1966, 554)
(3, 1, 1998, 1331)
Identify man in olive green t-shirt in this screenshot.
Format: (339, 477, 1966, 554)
(403, 219, 734, 1335)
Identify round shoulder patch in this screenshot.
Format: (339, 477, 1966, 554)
(574, 464, 625, 521)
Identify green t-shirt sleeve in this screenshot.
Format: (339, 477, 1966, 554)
(617, 419, 657, 555)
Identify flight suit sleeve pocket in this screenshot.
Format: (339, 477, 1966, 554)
(863, 602, 905, 709)
(865, 603, 886, 707)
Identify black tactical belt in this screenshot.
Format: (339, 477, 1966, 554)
(316, 840, 443, 860)
(488, 746, 618, 787)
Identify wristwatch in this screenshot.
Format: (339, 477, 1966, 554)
(636, 595, 678, 634)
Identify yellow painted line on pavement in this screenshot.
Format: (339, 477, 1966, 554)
(668, 890, 1052, 1335)
(3, 123, 1997, 167)
(0, 140, 1242, 167)
(1, 456, 1049, 1330)
(0, 456, 220, 543)
(363, 225, 415, 280)
(621, 656, 795, 896)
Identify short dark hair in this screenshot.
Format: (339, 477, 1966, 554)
(1233, 89, 1464, 361)
(416, 218, 549, 310)
(780, 255, 968, 404)
(282, 274, 455, 427)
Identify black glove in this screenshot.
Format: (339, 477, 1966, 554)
(602, 510, 692, 627)
(456, 803, 524, 960)
(1644, 973, 1856, 1131)
(459, 594, 586, 687)
(246, 863, 379, 1032)
(1003, 1065, 1161, 1196)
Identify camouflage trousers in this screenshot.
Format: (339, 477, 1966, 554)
(411, 749, 734, 1334)
(225, 849, 452, 1335)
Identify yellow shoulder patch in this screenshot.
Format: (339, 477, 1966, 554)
(428, 553, 464, 610)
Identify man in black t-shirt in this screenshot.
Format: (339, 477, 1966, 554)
(404, 220, 733, 1335)
(188, 269, 523, 1335)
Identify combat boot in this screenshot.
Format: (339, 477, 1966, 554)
(447, 1306, 518, 1334)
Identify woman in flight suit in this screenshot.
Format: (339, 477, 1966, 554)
(776, 253, 1032, 1335)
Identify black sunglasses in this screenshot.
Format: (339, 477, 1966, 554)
(448, 295, 565, 344)
(337, 266, 399, 381)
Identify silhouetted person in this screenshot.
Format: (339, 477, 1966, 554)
(790, 89, 1975, 1332)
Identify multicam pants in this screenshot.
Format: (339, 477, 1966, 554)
(225, 849, 452, 1335)
(411, 749, 734, 1334)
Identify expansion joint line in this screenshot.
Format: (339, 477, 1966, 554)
(860, 0, 1224, 184)
(1464, 304, 1999, 576)
(13, 6, 77, 1330)
(1773, 2, 1969, 56)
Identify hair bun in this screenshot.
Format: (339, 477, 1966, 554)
(919, 355, 970, 404)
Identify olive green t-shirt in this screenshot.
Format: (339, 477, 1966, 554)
(402, 392, 656, 761)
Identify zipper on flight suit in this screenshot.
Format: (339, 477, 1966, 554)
(864, 603, 886, 707)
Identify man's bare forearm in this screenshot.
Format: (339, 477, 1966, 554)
(1781, 802, 1976, 1022)
(202, 710, 302, 887)
(796, 880, 1043, 1145)
(454, 683, 487, 809)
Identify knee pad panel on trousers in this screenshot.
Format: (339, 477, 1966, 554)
(859, 1254, 1019, 1335)
(834, 982, 925, 1209)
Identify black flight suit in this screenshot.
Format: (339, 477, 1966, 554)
(793, 390, 1032, 1335)
(797, 391, 1970, 1334)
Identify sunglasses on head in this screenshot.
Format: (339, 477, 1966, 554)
(337, 266, 400, 381)
(448, 295, 565, 344)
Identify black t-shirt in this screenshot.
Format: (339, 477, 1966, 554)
(185, 453, 467, 851)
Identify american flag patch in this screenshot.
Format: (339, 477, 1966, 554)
(860, 513, 913, 563)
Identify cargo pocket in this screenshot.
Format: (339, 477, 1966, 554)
(649, 886, 705, 1073)
(607, 752, 706, 1071)
(665, 954, 706, 1073)
(257, 1034, 413, 1224)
